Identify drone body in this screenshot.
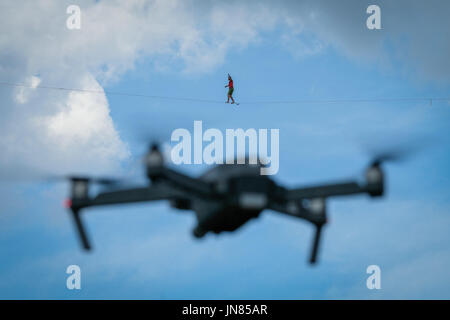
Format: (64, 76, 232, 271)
(187, 163, 276, 238)
(66, 145, 385, 264)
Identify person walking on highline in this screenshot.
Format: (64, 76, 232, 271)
(225, 74, 235, 104)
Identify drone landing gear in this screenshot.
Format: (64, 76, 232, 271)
(301, 198, 327, 265)
(309, 222, 325, 264)
(70, 208, 91, 250)
(192, 225, 207, 238)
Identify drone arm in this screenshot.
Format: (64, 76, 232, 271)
(67, 185, 186, 250)
(161, 168, 213, 196)
(286, 162, 385, 200)
(285, 181, 366, 200)
(87, 185, 183, 207)
(145, 144, 213, 197)
(147, 162, 213, 197)
(267, 201, 310, 220)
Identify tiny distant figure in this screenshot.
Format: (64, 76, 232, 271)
(225, 74, 235, 104)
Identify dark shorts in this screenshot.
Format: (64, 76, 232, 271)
(228, 87, 234, 95)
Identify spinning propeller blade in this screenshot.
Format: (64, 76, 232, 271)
(360, 132, 435, 167)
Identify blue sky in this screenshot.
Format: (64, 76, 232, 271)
(0, 0, 450, 299)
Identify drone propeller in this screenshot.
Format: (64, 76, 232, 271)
(45, 175, 125, 186)
(130, 113, 190, 145)
(361, 132, 435, 167)
(124, 117, 179, 175)
(369, 145, 418, 167)
(0, 165, 127, 186)
(0, 164, 49, 182)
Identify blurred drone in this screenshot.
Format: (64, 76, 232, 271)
(64, 144, 393, 264)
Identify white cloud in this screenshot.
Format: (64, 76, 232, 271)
(39, 74, 130, 171)
(0, 72, 129, 176)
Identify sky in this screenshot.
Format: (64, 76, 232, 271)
(0, 0, 450, 299)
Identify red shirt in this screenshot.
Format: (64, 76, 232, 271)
(229, 80, 233, 88)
